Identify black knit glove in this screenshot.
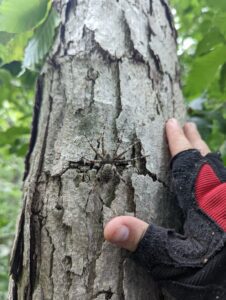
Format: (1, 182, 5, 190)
(133, 149, 226, 300)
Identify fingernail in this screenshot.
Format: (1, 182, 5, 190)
(111, 225, 129, 242)
(186, 122, 196, 128)
(168, 118, 178, 124)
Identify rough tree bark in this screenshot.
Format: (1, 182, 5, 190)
(9, 0, 185, 299)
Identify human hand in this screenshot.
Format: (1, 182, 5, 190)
(104, 118, 210, 251)
(104, 118, 226, 299)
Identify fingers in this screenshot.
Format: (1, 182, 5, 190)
(104, 216, 148, 252)
(166, 118, 210, 157)
(183, 122, 210, 156)
(166, 118, 192, 157)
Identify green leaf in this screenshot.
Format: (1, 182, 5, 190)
(0, 68, 11, 85)
(0, 126, 30, 145)
(219, 63, 226, 93)
(185, 45, 226, 98)
(196, 28, 224, 56)
(0, 31, 32, 64)
(206, 0, 226, 11)
(0, 31, 14, 44)
(214, 13, 226, 37)
(3, 61, 22, 76)
(16, 142, 29, 156)
(0, 0, 49, 33)
(22, 8, 60, 72)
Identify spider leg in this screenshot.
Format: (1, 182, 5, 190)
(84, 135, 104, 160)
(113, 166, 126, 183)
(114, 154, 150, 165)
(114, 141, 140, 160)
(113, 137, 123, 159)
(100, 129, 106, 157)
(81, 157, 104, 165)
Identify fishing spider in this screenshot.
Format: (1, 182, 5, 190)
(83, 134, 147, 184)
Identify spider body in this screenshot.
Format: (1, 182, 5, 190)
(84, 134, 147, 184)
(97, 163, 115, 183)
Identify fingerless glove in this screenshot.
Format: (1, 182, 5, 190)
(133, 149, 226, 300)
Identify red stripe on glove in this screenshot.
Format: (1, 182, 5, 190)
(195, 164, 226, 231)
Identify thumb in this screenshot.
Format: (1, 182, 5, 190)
(104, 216, 148, 252)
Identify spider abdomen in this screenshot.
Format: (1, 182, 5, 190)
(99, 164, 114, 183)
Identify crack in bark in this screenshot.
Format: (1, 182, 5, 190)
(156, 93, 164, 116)
(145, 169, 169, 188)
(60, 0, 78, 54)
(28, 93, 53, 298)
(11, 281, 18, 300)
(10, 203, 25, 282)
(65, 0, 77, 22)
(45, 227, 55, 299)
(165, 71, 176, 117)
(147, 16, 164, 83)
(88, 28, 119, 63)
(149, 0, 153, 14)
(131, 135, 169, 188)
(123, 14, 146, 63)
(24, 75, 44, 181)
(93, 290, 114, 300)
(86, 67, 99, 108)
(149, 48, 163, 75)
(117, 253, 126, 300)
(36, 95, 54, 179)
(126, 178, 136, 213)
(145, 59, 157, 94)
(115, 62, 122, 120)
(29, 215, 41, 298)
(113, 61, 123, 146)
(159, 0, 177, 40)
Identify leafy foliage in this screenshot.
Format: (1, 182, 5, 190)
(0, 0, 49, 33)
(0, 64, 35, 298)
(0, 154, 23, 298)
(22, 8, 60, 72)
(0, 0, 60, 72)
(171, 0, 226, 162)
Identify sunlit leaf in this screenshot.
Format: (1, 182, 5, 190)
(0, 31, 32, 64)
(0, 0, 49, 33)
(22, 8, 60, 72)
(0, 68, 11, 84)
(196, 28, 223, 56)
(214, 13, 226, 37)
(0, 126, 30, 145)
(185, 45, 226, 98)
(0, 31, 14, 44)
(188, 97, 206, 110)
(206, 0, 226, 11)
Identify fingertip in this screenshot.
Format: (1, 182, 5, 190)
(166, 118, 179, 128)
(183, 121, 197, 132)
(166, 118, 192, 157)
(104, 216, 148, 252)
(104, 217, 129, 242)
(183, 122, 210, 156)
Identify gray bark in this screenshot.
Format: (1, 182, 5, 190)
(9, 0, 185, 299)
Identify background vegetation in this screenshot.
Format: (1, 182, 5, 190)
(0, 0, 225, 298)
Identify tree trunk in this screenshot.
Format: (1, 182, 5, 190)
(9, 0, 185, 299)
